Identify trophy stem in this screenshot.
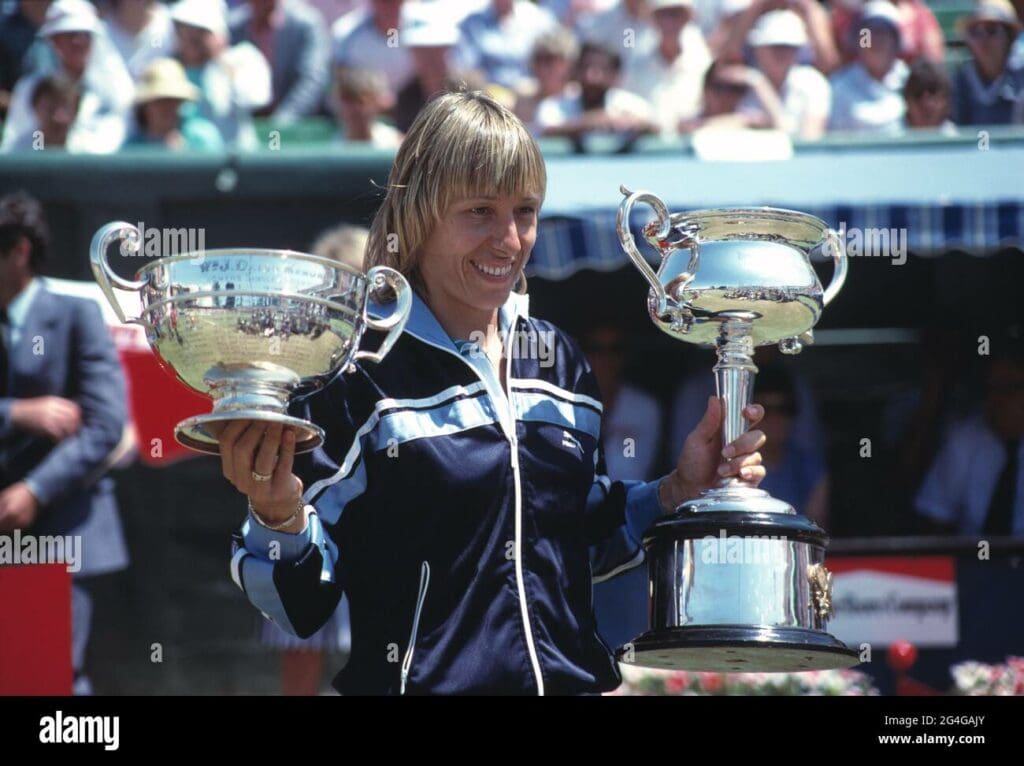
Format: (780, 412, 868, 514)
(713, 312, 758, 490)
(174, 364, 324, 454)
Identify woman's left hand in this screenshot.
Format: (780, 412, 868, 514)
(658, 396, 766, 512)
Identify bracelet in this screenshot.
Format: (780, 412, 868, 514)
(247, 495, 305, 531)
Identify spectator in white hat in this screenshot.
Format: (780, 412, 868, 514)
(619, 0, 712, 136)
(831, 0, 944, 67)
(951, 0, 1024, 125)
(104, 0, 177, 79)
(228, 0, 330, 124)
(170, 0, 272, 150)
(392, 3, 462, 132)
(454, 0, 560, 90)
(719, 0, 840, 74)
(124, 57, 224, 151)
(828, 0, 908, 132)
(1, 0, 134, 153)
(331, 0, 414, 97)
(743, 9, 831, 138)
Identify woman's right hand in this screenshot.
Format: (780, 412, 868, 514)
(218, 420, 305, 528)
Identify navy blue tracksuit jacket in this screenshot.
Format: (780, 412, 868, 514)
(231, 290, 662, 695)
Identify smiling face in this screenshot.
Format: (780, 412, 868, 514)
(418, 192, 540, 320)
(364, 91, 547, 326)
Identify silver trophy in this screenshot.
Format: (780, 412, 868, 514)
(616, 187, 858, 672)
(90, 221, 411, 454)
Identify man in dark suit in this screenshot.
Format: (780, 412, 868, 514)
(229, 0, 330, 122)
(0, 191, 129, 694)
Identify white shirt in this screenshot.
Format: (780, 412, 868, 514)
(185, 42, 272, 152)
(741, 64, 831, 137)
(915, 414, 1024, 535)
(335, 120, 403, 149)
(332, 5, 414, 94)
(533, 83, 654, 135)
(620, 23, 711, 136)
(3, 277, 41, 348)
(1, 38, 135, 153)
(103, 3, 176, 79)
(828, 59, 908, 133)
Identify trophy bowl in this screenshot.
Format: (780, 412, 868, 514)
(90, 221, 411, 455)
(616, 188, 858, 672)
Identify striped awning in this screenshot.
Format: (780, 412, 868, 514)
(529, 142, 1024, 279)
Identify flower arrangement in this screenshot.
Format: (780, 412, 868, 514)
(950, 657, 1024, 696)
(610, 664, 879, 696)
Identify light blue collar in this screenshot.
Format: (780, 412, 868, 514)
(396, 289, 530, 353)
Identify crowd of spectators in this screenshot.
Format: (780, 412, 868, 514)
(0, 0, 1021, 152)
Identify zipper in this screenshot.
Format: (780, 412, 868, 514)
(407, 314, 546, 696)
(504, 331, 545, 696)
(400, 560, 431, 695)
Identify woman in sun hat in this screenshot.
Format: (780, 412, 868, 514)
(124, 57, 223, 151)
(951, 0, 1024, 125)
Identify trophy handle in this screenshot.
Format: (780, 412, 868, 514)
(617, 186, 675, 318)
(821, 228, 848, 307)
(89, 221, 148, 324)
(353, 266, 412, 366)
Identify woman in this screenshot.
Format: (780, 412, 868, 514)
(124, 58, 223, 151)
(220, 90, 767, 696)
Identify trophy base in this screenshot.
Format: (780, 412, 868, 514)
(627, 510, 856, 672)
(175, 411, 324, 455)
(617, 625, 860, 672)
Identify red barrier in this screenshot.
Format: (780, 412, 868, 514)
(0, 564, 73, 695)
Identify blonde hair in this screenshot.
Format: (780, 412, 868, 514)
(364, 89, 547, 296)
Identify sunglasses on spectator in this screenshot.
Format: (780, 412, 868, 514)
(968, 22, 1008, 39)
